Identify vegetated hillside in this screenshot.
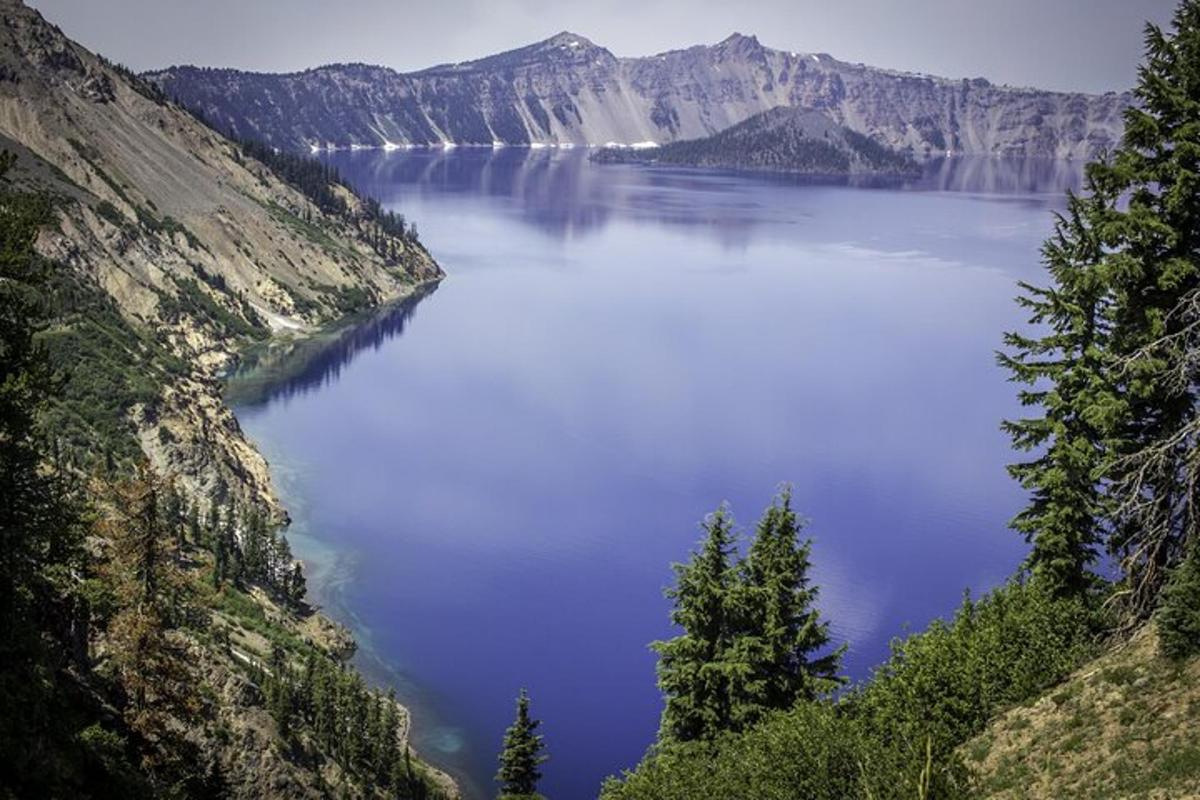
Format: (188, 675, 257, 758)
(145, 32, 1128, 158)
(966, 624, 1200, 798)
(0, 0, 458, 797)
(0, 0, 440, 512)
(590, 106, 920, 175)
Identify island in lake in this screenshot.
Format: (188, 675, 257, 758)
(590, 106, 922, 176)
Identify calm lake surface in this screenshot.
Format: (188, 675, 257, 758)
(228, 149, 1083, 799)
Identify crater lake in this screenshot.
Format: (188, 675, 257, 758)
(227, 149, 1083, 799)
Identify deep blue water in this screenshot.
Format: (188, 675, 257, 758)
(228, 149, 1083, 800)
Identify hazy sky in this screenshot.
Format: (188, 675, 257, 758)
(30, 0, 1178, 93)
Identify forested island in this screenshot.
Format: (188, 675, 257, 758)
(591, 107, 922, 176)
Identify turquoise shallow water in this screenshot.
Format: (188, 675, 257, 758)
(230, 150, 1082, 799)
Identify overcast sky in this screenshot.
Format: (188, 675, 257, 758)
(29, 0, 1178, 93)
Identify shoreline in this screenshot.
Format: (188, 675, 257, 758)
(224, 278, 470, 799)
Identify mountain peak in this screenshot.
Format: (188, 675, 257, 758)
(540, 31, 599, 50)
(718, 32, 761, 48)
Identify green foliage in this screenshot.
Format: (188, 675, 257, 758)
(253, 647, 442, 798)
(654, 504, 741, 741)
(998, 187, 1113, 598)
(850, 579, 1101, 786)
(733, 488, 843, 724)
(1097, 0, 1200, 613)
(1158, 543, 1200, 659)
(602, 701, 869, 800)
(158, 274, 268, 340)
(604, 579, 1101, 800)
(0, 149, 147, 797)
(655, 495, 842, 742)
(230, 133, 419, 258)
(93, 199, 127, 228)
(36, 268, 185, 466)
(999, 0, 1200, 613)
(497, 689, 547, 798)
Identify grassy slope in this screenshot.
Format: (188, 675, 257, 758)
(967, 625, 1200, 799)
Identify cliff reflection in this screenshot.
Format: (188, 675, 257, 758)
(226, 285, 436, 407)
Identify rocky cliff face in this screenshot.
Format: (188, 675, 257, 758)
(148, 32, 1129, 159)
(0, 0, 440, 516)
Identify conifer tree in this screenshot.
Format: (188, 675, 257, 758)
(999, 188, 1114, 597)
(496, 689, 547, 799)
(1158, 540, 1200, 658)
(999, 3, 1200, 610)
(653, 505, 738, 741)
(1095, 0, 1200, 613)
(731, 488, 843, 728)
(288, 562, 307, 607)
(100, 463, 198, 781)
(212, 527, 227, 589)
(0, 150, 90, 793)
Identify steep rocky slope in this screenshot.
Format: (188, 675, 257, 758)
(147, 32, 1128, 158)
(0, 0, 440, 515)
(591, 106, 920, 175)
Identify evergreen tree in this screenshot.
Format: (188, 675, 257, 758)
(1096, 0, 1200, 614)
(100, 463, 199, 784)
(731, 488, 843, 728)
(653, 505, 739, 741)
(0, 151, 94, 795)
(999, 188, 1115, 597)
(1158, 540, 1200, 658)
(998, 3, 1200, 612)
(497, 689, 547, 799)
(161, 480, 185, 549)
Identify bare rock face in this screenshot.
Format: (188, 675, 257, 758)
(148, 31, 1129, 158)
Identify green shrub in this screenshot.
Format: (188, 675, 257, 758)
(602, 578, 1101, 800)
(1158, 545, 1200, 660)
(602, 701, 871, 800)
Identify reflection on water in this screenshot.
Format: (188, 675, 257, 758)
(324, 148, 1084, 241)
(226, 286, 436, 407)
(234, 150, 1083, 800)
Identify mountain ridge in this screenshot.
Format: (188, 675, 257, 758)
(146, 30, 1131, 158)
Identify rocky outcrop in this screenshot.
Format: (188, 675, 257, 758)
(148, 32, 1129, 159)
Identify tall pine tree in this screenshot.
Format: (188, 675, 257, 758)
(653, 505, 739, 741)
(999, 187, 1115, 597)
(1096, 0, 1200, 614)
(731, 488, 843, 728)
(496, 688, 547, 799)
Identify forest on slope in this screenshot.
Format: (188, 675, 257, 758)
(0, 0, 457, 795)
